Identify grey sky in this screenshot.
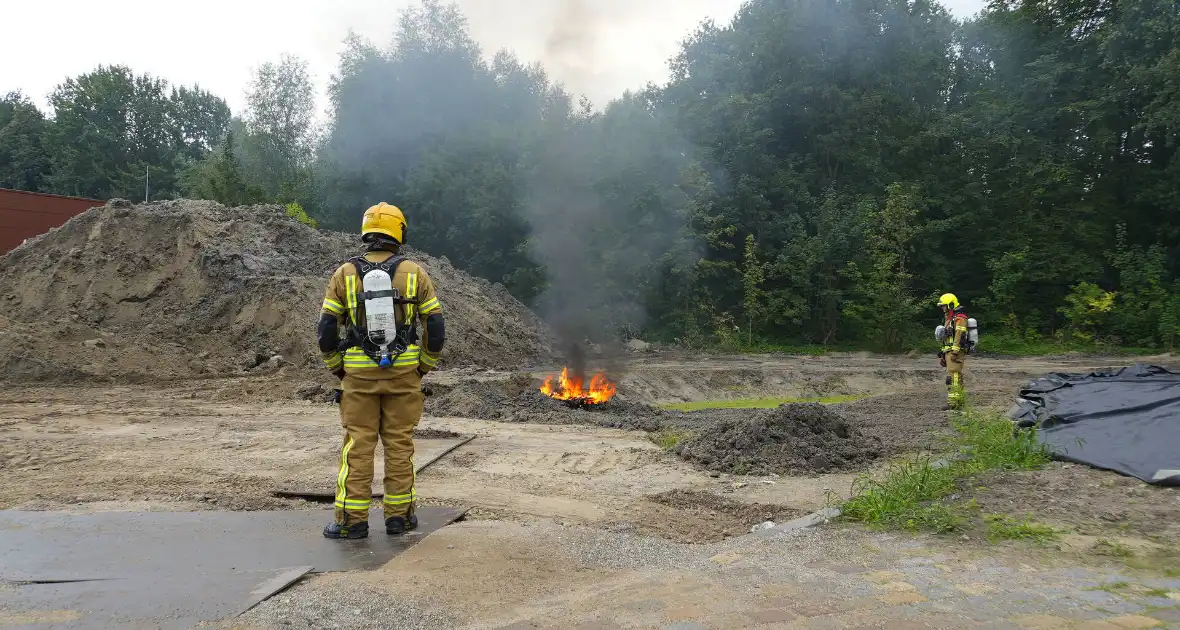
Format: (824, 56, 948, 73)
(4, 0, 987, 118)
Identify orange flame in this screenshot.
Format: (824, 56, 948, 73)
(540, 367, 617, 404)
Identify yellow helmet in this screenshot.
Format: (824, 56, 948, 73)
(361, 202, 406, 244)
(938, 293, 960, 310)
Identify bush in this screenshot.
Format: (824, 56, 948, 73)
(285, 202, 317, 228)
(1059, 282, 1116, 343)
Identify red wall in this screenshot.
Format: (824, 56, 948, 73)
(0, 188, 104, 254)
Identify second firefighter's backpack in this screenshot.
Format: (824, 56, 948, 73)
(934, 315, 980, 352)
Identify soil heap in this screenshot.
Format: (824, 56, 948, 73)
(672, 403, 883, 475)
(0, 199, 552, 382)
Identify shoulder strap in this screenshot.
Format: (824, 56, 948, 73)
(349, 254, 405, 275)
(348, 255, 400, 281)
(349, 256, 419, 304)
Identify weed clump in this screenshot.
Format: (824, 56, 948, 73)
(839, 411, 1051, 534)
(984, 514, 1060, 544)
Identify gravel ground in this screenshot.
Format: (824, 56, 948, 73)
(219, 518, 1180, 629)
(217, 576, 461, 630)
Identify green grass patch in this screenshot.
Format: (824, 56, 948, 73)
(984, 514, 1060, 544)
(838, 456, 961, 532)
(1087, 581, 1132, 594)
(650, 428, 695, 451)
(1092, 538, 1136, 558)
(660, 394, 865, 412)
(839, 411, 1052, 534)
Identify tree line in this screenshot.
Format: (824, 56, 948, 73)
(3, 0, 1178, 351)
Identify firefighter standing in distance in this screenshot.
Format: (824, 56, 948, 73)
(316, 202, 445, 539)
(936, 293, 973, 410)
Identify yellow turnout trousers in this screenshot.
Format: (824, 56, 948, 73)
(334, 372, 424, 525)
(945, 351, 966, 409)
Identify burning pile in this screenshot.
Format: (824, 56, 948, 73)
(540, 367, 617, 407)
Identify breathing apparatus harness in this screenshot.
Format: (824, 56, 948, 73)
(935, 306, 978, 355)
(337, 254, 421, 368)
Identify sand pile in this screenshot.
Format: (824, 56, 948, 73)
(0, 199, 552, 382)
(427, 380, 884, 475)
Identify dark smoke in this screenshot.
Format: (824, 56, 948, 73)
(566, 341, 587, 382)
(519, 0, 706, 361)
(521, 113, 699, 354)
(314, 0, 704, 361)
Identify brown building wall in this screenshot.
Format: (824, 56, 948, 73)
(0, 188, 104, 254)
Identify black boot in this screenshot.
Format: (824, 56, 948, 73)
(323, 520, 369, 539)
(386, 513, 419, 535)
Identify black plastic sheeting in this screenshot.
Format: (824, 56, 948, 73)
(1008, 363, 1180, 485)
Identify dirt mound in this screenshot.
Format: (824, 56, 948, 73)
(426, 373, 538, 419)
(0, 199, 552, 382)
(673, 403, 883, 475)
(427, 380, 884, 475)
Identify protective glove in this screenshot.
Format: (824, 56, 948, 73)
(333, 369, 345, 380)
(939, 355, 947, 368)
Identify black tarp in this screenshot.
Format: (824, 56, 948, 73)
(1007, 363, 1180, 485)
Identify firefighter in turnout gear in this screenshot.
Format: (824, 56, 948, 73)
(316, 202, 445, 539)
(936, 293, 971, 410)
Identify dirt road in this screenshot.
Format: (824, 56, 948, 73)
(4, 352, 1179, 628)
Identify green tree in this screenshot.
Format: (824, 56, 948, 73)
(42, 65, 229, 200)
(741, 234, 766, 346)
(0, 91, 50, 191)
(843, 183, 925, 351)
(242, 54, 317, 203)
(180, 128, 266, 206)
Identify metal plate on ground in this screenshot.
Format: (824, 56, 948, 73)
(274, 435, 475, 500)
(0, 566, 312, 630)
(0, 506, 468, 629)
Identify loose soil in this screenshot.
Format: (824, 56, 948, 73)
(0, 377, 840, 544)
(969, 462, 1180, 545)
(672, 404, 882, 476)
(0, 199, 553, 383)
(639, 489, 803, 543)
(428, 385, 884, 476)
